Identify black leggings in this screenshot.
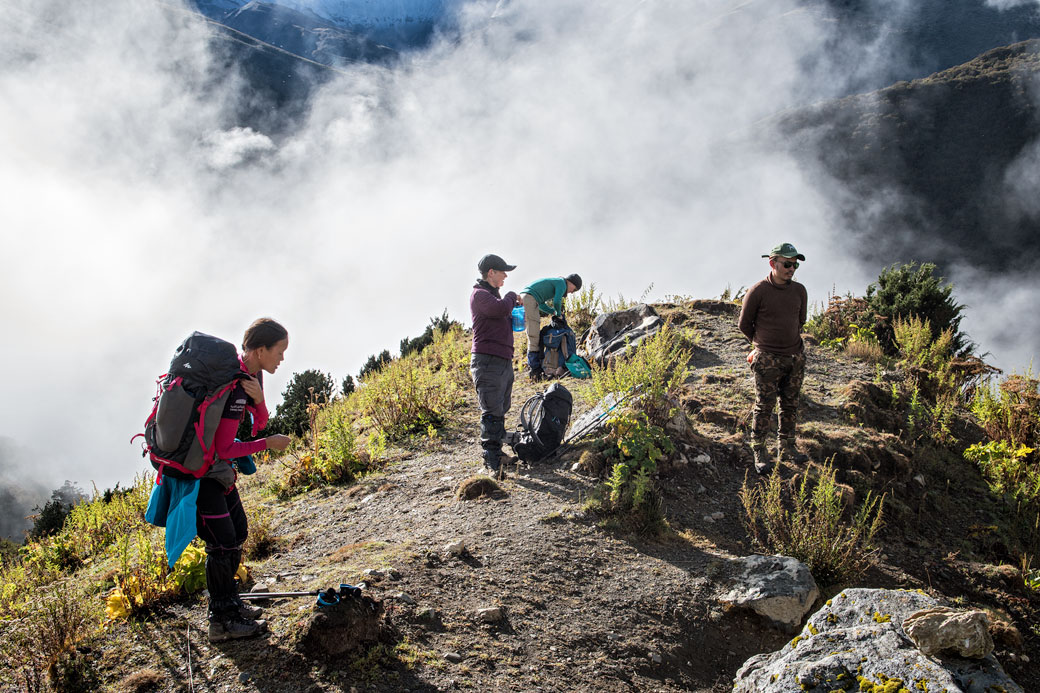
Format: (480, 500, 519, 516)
(196, 478, 248, 620)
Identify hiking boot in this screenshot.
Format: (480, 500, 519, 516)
(208, 616, 265, 643)
(778, 439, 809, 464)
(529, 367, 545, 382)
(752, 446, 773, 475)
(483, 450, 502, 475)
(236, 599, 264, 620)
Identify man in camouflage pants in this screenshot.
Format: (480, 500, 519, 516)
(738, 243, 810, 474)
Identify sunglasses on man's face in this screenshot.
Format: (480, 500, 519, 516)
(779, 260, 799, 269)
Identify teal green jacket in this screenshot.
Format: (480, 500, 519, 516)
(522, 278, 567, 316)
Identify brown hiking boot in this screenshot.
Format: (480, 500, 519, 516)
(752, 446, 773, 475)
(779, 439, 809, 464)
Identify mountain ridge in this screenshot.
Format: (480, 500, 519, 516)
(4, 299, 1036, 691)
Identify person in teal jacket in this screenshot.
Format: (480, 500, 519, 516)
(520, 273, 582, 380)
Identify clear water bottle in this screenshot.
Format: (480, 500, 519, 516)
(511, 305, 525, 332)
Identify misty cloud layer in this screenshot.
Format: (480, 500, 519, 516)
(1, 0, 1037, 499)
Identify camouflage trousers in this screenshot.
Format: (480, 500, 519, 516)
(749, 349, 806, 446)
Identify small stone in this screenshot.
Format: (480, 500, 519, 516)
(430, 485, 451, 494)
(394, 592, 416, 605)
(476, 607, 505, 623)
(913, 474, 926, 486)
(650, 652, 662, 664)
(416, 607, 437, 621)
(388, 568, 402, 580)
(711, 512, 725, 521)
(702, 515, 715, 524)
(238, 672, 251, 683)
(693, 452, 712, 465)
(695, 483, 707, 495)
(571, 462, 583, 472)
(363, 569, 386, 581)
(361, 494, 375, 504)
(445, 541, 466, 556)
(249, 584, 270, 594)
(443, 652, 463, 663)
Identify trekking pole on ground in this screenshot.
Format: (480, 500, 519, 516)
(239, 583, 365, 607)
(542, 384, 642, 463)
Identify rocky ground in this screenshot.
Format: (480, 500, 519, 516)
(94, 301, 1038, 692)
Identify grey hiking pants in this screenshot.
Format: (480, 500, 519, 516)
(470, 352, 514, 463)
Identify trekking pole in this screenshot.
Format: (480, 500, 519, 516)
(543, 384, 642, 463)
(239, 583, 365, 607)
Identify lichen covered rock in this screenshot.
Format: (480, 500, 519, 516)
(732, 588, 1022, 692)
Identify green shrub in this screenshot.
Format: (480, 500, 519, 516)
(0, 538, 18, 566)
(585, 411, 672, 534)
(268, 369, 335, 436)
(971, 372, 1040, 448)
(964, 440, 1040, 554)
(805, 293, 879, 350)
(314, 399, 379, 483)
(353, 327, 468, 441)
(399, 310, 461, 357)
(589, 321, 692, 419)
(964, 440, 1039, 503)
(62, 478, 151, 558)
(359, 349, 392, 380)
(341, 374, 356, 396)
(564, 283, 604, 336)
(866, 262, 973, 356)
(29, 481, 87, 540)
(740, 462, 885, 586)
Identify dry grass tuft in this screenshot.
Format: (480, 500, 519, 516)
(119, 670, 164, 692)
(455, 476, 504, 501)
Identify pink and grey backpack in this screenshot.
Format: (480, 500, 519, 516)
(135, 332, 245, 481)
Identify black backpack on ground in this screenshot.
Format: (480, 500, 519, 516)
(135, 332, 245, 480)
(512, 382, 573, 463)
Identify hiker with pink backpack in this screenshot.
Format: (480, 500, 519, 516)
(141, 318, 290, 642)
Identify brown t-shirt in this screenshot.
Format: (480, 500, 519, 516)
(738, 274, 807, 355)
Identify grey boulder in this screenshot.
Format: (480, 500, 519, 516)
(733, 588, 1022, 693)
(583, 303, 663, 364)
(720, 555, 819, 632)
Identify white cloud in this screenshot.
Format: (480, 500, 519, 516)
(0, 0, 1030, 492)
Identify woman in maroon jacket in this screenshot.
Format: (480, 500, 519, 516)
(470, 254, 520, 477)
(201, 317, 291, 642)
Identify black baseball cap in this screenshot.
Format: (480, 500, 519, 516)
(477, 254, 516, 273)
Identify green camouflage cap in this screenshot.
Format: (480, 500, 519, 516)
(763, 242, 805, 261)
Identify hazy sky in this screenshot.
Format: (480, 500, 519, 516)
(0, 0, 1036, 500)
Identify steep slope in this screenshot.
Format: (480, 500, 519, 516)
(780, 39, 1040, 271)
